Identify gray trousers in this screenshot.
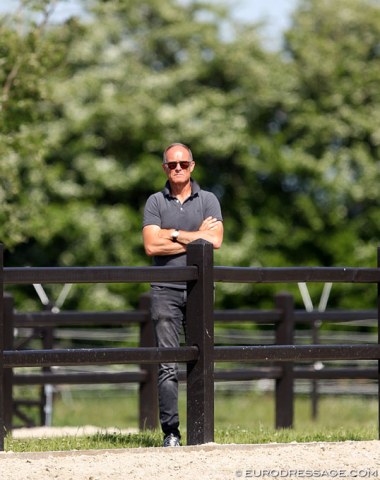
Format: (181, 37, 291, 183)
(151, 286, 187, 438)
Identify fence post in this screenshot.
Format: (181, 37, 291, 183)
(311, 319, 320, 420)
(378, 247, 380, 440)
(138, 292, 158, 430)
(3, 294, 13, 432)
(274, 292, 294, 429)
(186, 240, 214, 445)
(41, 302, 55, 427)
(0, 244, 4, 451)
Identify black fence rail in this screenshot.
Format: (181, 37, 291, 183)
(2, 292, 159, 431)
(1, 240, 380, 450)
(3, 293, 377, 432)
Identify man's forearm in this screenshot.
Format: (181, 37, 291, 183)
(177, 226, 223, 249)
(143, 221, 223, 256)
(143, 227, 186, 256)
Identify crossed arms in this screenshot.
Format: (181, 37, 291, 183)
(143, 216, 224, 257)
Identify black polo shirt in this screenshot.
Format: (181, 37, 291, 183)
(143, 179, 223, 288)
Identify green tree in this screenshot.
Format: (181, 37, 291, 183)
(0, 2, 65, 249)
(214, 0, 380, 309)
(3, 0, 380, 311)
(4, 0, 279, 310)
(277, 0, 380, 307)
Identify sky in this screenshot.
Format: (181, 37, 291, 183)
(0, 0, 299, 48)
(230, 0, 297, 39)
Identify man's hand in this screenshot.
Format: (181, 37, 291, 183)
(199, 216, 220, 231)
(176, 217, 223, 249)
(143, 217, 223, 256)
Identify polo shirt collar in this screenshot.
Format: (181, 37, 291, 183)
(163, 179, 200, 198)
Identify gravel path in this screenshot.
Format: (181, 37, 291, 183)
(1, 434, 379, 480)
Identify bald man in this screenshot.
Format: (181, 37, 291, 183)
(143, 143, 223, 446)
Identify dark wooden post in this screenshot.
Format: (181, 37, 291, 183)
(0, 244, 5, 451)
(311, 319, 320, 420)
(186, 240, 214, 445)
(138, 292, 158, 430)
(377, 247, 380, 440)
(274, 292, 294, 429)
(3, 294, 14, 432)
(40, 302, 55, 426)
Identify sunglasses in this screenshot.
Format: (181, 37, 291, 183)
(164, 161, 192, 170)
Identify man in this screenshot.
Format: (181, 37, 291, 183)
(142, 143, 223, 447)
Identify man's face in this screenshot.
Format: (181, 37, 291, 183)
(163, 146, 195, 184)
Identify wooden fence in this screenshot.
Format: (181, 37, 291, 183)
(1, 240, 380, 450)
(1, 292, 159, 431)
(4, 293, 377, 432)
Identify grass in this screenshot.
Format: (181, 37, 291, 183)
(4, 387, 378, 452)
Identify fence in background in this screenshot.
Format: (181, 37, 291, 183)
(1, 241, 380, 450)
(2, 292, 158, 431)
(3, 294, 377, 431)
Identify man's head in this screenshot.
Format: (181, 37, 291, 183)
(163, 143, 193, 164)
(162, 143, 195, 183)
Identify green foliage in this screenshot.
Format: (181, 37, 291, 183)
(0, 5, 62, 248)
(281, 0, 380, 268)
(1, 0, 380, 310)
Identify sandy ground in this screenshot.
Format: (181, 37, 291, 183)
(0, 428, 379, 480)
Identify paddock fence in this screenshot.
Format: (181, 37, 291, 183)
(2, 293, 377, 432)
(1, 240, 380, 450)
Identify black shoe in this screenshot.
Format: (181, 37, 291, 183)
(163, 433, 181, 447)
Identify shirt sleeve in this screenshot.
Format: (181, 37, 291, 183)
(143, 194, 162, 228)
(201, 191, 223, 222)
